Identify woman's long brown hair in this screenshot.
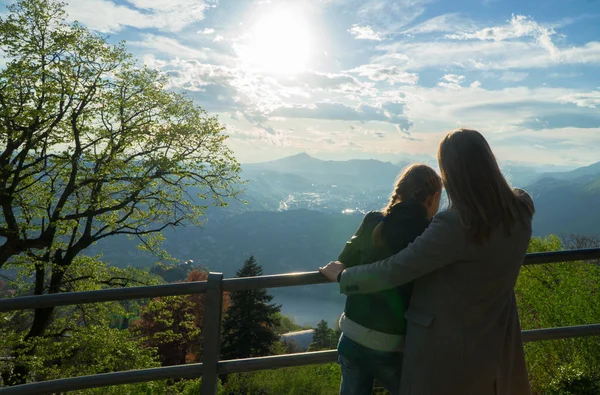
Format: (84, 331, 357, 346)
(438, 129, 535, 244)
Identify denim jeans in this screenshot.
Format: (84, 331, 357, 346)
(338, 334, 403, 395)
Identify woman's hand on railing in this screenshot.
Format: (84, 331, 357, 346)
(319, 261, 346, 282)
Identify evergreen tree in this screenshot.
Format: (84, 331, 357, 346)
(221, 256, 281, 360)
(308, 320, 337, 351)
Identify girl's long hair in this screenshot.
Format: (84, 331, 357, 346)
(381, 164, 442, 215)
(373, 164, 442, 246)
(438, 128, 535, 244)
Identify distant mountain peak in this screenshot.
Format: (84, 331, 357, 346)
(268, 152, 322, 165)
(289, 152, 313, 159)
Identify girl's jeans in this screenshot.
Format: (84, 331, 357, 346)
(338, 334, 403, 395)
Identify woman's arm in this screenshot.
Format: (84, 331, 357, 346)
(338, 210, 469, 295)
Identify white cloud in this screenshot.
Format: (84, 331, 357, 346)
(446, 15, 559, 58)
(357, 0, 433, 31)
(226, 124, 291, 147)
(65, 0, 215, 33)
(559, 90, 600, 108)
(437, 74, 465, 89)
(198, 28, 215, 35)
(269, 101, 413, 131)
(130, 35, 210, 60)
(499, 71, 529, 82)
(548, 72, 582, 79)
(402, 13, 477, 35)
(283, 71, 375, 96)
(348, 25, 383, 40)
(374, 38, 600, 71)
(157, 59, 238, 89)
(348, 64, 419, 85)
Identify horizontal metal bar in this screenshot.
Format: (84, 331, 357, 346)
(1, 248, 599, 313)
(222, 248, 600, 292)
(0, 281, 207, 313)
(522, 324, 600, 342)
(3, 324, 600, 394)
(523, 248, 600, 265)
(0, 363, 204, 395)
(222, 271, 330, 292)
(218, 350, 338, 374)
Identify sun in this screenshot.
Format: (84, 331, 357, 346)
(241, 8, 311, 75)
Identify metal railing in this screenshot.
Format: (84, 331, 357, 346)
(1, 248, 600, 395)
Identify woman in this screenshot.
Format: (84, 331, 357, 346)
(320, 129, 535, 395)
(335, 164, 442, 395)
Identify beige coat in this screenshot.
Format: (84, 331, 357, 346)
(339, 209, 532, 395)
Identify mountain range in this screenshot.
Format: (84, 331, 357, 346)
(95, 152, 600, 271)
(91, 153, 600, 324)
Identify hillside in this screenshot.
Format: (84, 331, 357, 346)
(230, 153, 565, 214)
(94, 209, 361, 274)
(88, 155, 600, 324)
(528, 172, 600, 237)
(244, 153, 406, 188)
(94, 155, 600, 273)
(536, 161, 600, 182)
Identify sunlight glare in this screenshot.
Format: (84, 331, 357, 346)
(241, 8, 311, 75)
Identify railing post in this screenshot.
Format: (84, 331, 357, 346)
(200, 272, 224, 395)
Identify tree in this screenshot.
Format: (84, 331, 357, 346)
(221, 256, 281, 360)
(272, 312, 303, 335)
(308, 320, 337, 351)
(0, 0, 240, 384)
(130, 270, 230, 366)
(150, 261, 199, 283)
(0, 256, 159, 386)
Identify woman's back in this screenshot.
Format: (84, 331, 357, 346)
(323, 129, 536, 395)
(402, 208, 532, 394)
(338, 197, 534, 395)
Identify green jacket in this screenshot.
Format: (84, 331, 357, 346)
(338, 201, 430, 336)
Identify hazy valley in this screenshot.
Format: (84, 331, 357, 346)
(93, 154, 600, 325)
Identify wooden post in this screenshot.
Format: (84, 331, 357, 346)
(200, 272, 223, 395)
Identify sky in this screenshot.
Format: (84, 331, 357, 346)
(4, 0, 600, 165)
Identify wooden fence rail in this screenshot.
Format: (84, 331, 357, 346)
(1, 248, 600, 395)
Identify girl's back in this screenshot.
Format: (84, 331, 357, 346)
(339, 200, 430, 338)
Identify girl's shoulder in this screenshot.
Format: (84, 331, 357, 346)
(364, 210, 384, 222)
(359, 211, 384, 232)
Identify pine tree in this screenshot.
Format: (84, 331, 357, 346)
(220, 256, 281, 360)
(308, 320, 337, 351)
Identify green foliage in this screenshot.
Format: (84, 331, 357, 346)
(546, 365, 600, 395)
(221, 256, 281, 360)
(75, 378, 225, 395)
(130, 269, 230, 366)
(517, 235, 600, 394)
(273, 312, 303, 335)
(0, 0, 239, 385)
(308, 320, 338, 351)
(222, 363, 341, 395)
(1, 324, 158, 383)
(0, 0, 239, 272)
(150, 262, 199, 283)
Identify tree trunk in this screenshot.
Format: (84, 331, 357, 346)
(6, 259, 63, 385)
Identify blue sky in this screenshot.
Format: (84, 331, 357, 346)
(4, 0, 600, 165)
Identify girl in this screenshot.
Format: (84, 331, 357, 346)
(335, 164, 442, 395)
(321, 129, 535, 395)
